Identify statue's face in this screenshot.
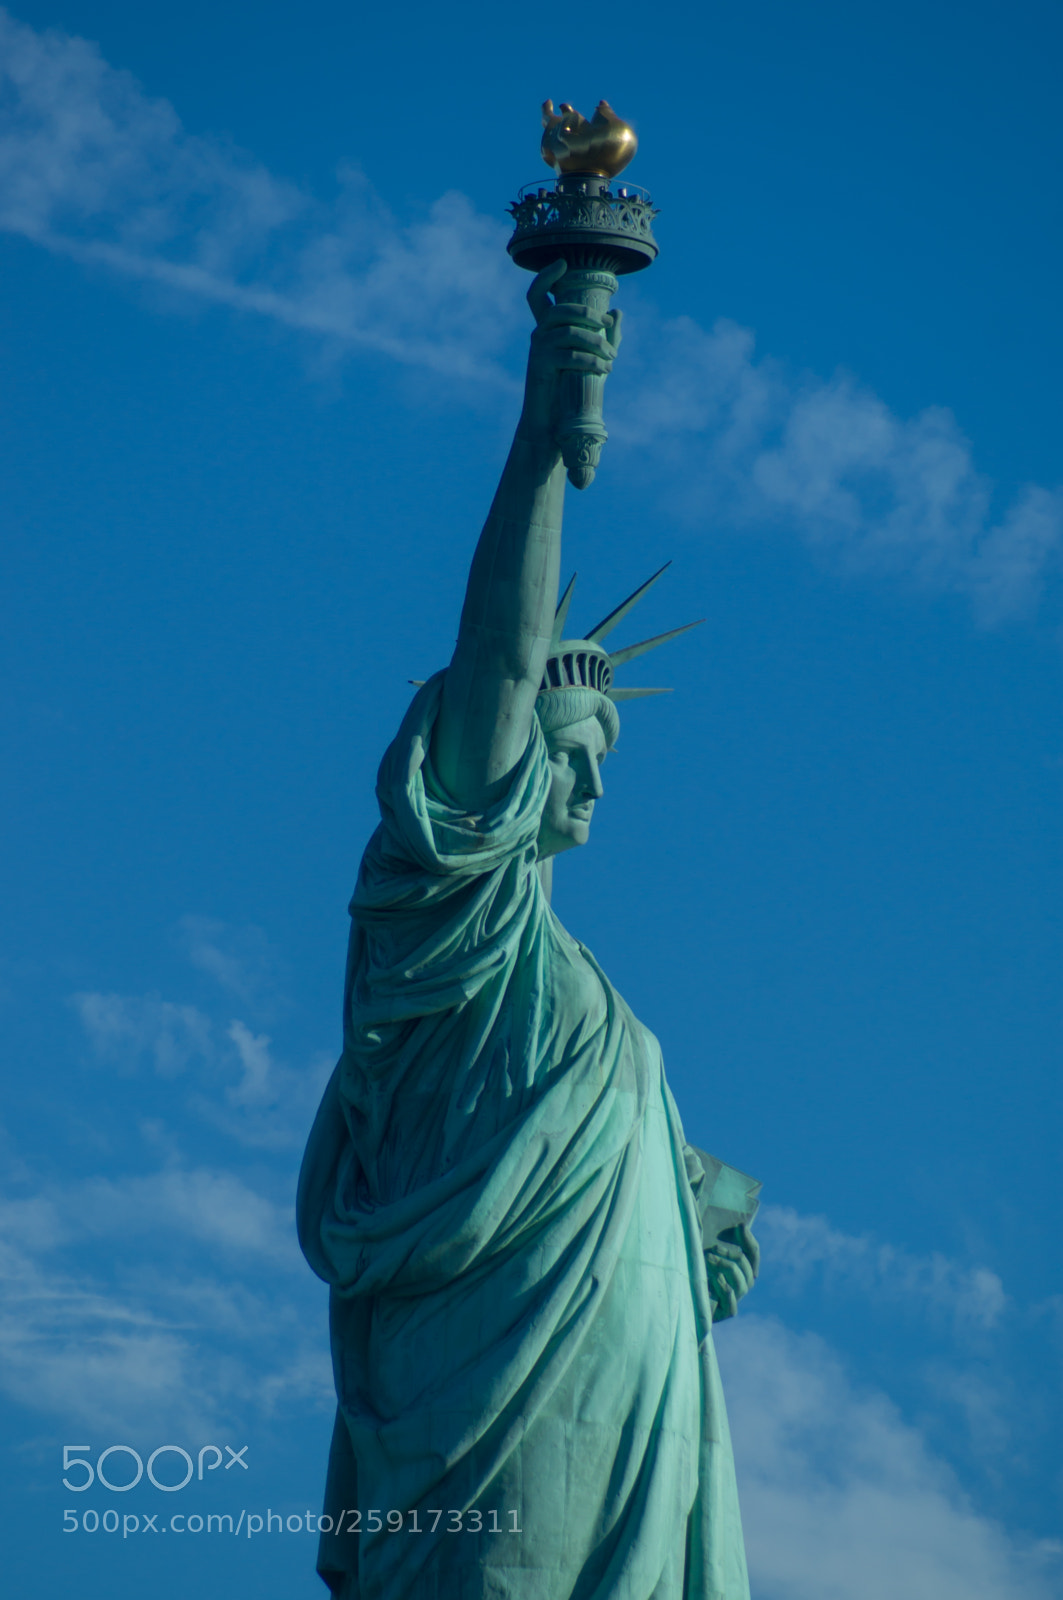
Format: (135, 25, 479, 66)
(537, 716, 607, 859)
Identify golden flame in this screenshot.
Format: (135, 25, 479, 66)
(540, 100, 638, 179)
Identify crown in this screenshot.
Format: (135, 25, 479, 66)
(540, 99, 638, 179)
(411, 566, 700, 701)
(541, 563, 702, 702)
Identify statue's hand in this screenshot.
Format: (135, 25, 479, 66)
(520, 259, 622, 440)
(705, 1223, 760, 1323)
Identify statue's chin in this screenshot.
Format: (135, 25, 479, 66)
(537, 818, 591, 860)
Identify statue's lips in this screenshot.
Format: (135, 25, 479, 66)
(569, 803, 595, 820)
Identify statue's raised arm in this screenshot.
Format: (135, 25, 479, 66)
(430, 260, 621, 810)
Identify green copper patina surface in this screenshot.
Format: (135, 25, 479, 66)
(298, 113, 760, 1599)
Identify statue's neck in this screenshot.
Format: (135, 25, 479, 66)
(537, 858, 553, 904)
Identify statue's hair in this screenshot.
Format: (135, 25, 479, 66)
(535, 687, 620, 750)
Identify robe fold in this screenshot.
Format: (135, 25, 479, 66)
(297, 676, 751, 1600)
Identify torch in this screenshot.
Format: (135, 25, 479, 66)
(507, 100, 659, 489)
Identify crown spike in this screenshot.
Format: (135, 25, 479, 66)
(552, 573, 578, 646)
(608, 619, 704, 668)
(586, 562, 671, 644)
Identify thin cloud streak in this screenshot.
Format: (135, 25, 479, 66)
(0, 8, 523, 385)
(758, 1204, 1007, 1331)
(0, 1166, 299, 1263)
(1, 7, 1058, 619)
(0, 1159, 328, 1434)
(0, 1227, 329, 1435)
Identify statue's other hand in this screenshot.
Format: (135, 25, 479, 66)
(521, 261, 621, 437)
(705, 1223, 760, 1323)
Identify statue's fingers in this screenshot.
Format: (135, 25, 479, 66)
(717, 1227, 758, 1275)
(534, 322, 609, 351)
(707, 1249, 752, 1300)
(536, 326, 617, 367)
(605, 308, 623, 353)
(536, 301, 608, 332)
(531, 335, 615, 377)
(558, 351, 615, 376)
(723, 1244, 756, 1293)
(716, 1256, 750, 1295)
(535, 323, 614, 354)
(527, 259, 568, 325)
(709, 1272, 738, 1320)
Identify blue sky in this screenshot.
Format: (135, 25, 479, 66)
(1, 1, 1060, 1595)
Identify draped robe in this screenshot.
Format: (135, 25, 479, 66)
(297, 677, 751, 1600)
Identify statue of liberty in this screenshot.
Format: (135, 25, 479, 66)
(298, 101, 761, 1600)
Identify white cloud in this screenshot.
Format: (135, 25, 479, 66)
(70, 970, 330, 1145)
(0, 1163, 297, 1262)
(218, 1023, 333, 1143)
(923, 1361, 1014, 1467)
(200, 1028, 331, 1149)
(77, 1167, 298, 1261)
(1, 8, 1058, 625)
(0, 1233, 212, 1434)
(71, 990, 213, 1077)
(719, 1315, 1061, 1600)
(0, 1184, 330, 1434)
(0, 1244, 330, 1437)
(0, 1195, 64, 1251)
(613, 315, 1063, 624)
(758, 1204, 1007, 1331)
(226, 1020, 274, 1106)
(0, 8, 522, 384)
(177, 915, 285, 1013)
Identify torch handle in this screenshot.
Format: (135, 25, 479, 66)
(556, 268, 619, 490)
